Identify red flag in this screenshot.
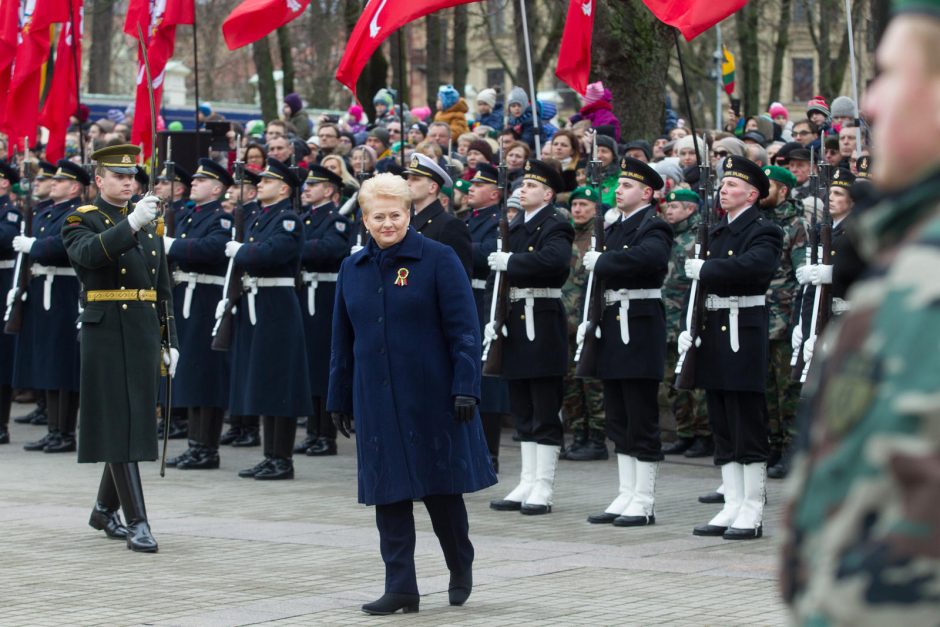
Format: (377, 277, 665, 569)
(642, 0, 748, 41)
(222, 0, 310, 51)
(555, 0, 595, 95)
(125, 0, 194, 159)
(0, 0, 18, 130)
(336, 0, 482, 97)
(39, 1, 83, 163)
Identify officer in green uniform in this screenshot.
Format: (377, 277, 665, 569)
(62, 144, 178, 553)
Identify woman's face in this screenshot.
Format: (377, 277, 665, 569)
(364, 196, 410, 248)
(551, 135, 574, 160)
(506, 147, 526, 170)
(323, 158, 342, 177)
(457, 139, 471, 156)
(352, 150, 373, 174)
(246, 148, 265, 167)
(466, 149, 484, 169)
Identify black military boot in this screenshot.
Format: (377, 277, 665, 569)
(306, 437, 337, 456)
(768, 446, 793, 479)
(683, 436, 714, 458)
(89, 464, 128, 540)
(561, 428, 589, 460)
(166, 440, 200, 467)
(44, 432, 76, 453)
(13, 393, 45, 424)
(565, 429, 608, 461)
(293, 433, 319, 454)
(110, 462, 158, 553)
(448, 569, 472, 606)
(361, 593, 420, 615)
(233, 416, 261, 447)
(239, 417, 275, 477)
(177, 446, 220, 469)
(662, 436, 695, 455)
(256, 417, 296, 480)
(219, 421, 242, 445)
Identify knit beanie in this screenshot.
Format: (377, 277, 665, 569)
(410, 106, 431, 122)
(467, 139, 494, 164)
(476, 88, 497, 108)
(674, 134, 706, 163)
(373, 88, 394, 109)
(438, 84, 460, 111)
(347, 104, 363, 122)
(198, 102, 212, 117)
(583, 81, 606, 106)
(507, 86, 528, 110)
(106, 108, 126, 124)
(368, 127, 390, 147)
(830, 96, 857, 119)
(806, 95, 830, 118)
(713, 136, 748, 157)
(507, 188, 523, 210)
(768, 102, 789, 119)
(283, 92, 303, 115)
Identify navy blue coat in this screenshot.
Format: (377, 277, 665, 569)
(229, 198, 313, 417)
(167, 200, 231, 408)
(299, 201, 351, 398)
(0, 195, 21, 386)
(412, 199, 472, 278)
(327, 229, 497, 505)
(12, 198, 81, 391)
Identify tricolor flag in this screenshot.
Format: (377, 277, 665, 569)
(722, 45, 735, 95)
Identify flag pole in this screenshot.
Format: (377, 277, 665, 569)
(67, 0, 84, 163)
(518, 0, 541, 155)
(843, 0, 862, 157)
(674, 30, 703, 168)
(715, 25, 722, 131)
(397, 28, 406, 170)
(192, 0, 201, 130)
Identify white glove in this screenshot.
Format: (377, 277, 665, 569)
(350, 244, 364, 254)
(225, 241, 243, 258)
(677, 330, 700, 355)
(214, 299, 229, 320)
(582, 250, 601, 272)
(5, 289, 15, 309)
(791, 324, 803, 352)
(795, 265, 812, 285)
(487, 251, 512, 272)
(128, 193, 160, 231)
(810, 264, 833, 286)
(684, 259, 705, 280)
(163, 235, 176, 253)
(803, 335, 816, 363)
(576, 321, 590, 345)
(483, 321, 507, 342)
(163, 347, 180, 378)
(12, 235, 35, 254)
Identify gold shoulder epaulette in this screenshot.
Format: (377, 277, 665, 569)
(77, 205, 96, 214)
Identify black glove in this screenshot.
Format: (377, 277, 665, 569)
(331, 412, 353, 438)
(454, 395, 477, 423)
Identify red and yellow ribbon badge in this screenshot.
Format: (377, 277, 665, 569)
(394, 268, 409, 287)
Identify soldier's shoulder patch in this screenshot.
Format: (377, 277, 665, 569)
(6, 212, 17, 222)
(335, 221, 347, 233)
(65, 215, 83, 225)
(77, 205, 96, 214)
(220, 217, 232, 230)
(283, 219, 296, 232)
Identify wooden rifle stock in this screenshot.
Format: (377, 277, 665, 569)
(210, 181, 246, 352)
(482, 215, 510, 376)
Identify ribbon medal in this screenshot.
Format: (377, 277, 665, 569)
(394, 268, 409, 287)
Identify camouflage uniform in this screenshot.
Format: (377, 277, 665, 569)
(762, 199, 808, 453)
(783, 168, 940, 623)
(659, 211, 708, 438)
(561, 216, 604, 434)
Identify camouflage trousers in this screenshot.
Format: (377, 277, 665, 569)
(660, 342, 710, 438)
(562, 334, 605, 434)
(766, 338, 802, 451)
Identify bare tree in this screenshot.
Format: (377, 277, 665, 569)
(425, 14, 444, 108)
(767, 0, 792, 105)
(253, 35, 278, 122)
(88, 0, 117, 93)
(277, 26, 295, 95)
(802, 0, 865, 99)
(452, 5, 469, 92)
(735, 0, 761, 117)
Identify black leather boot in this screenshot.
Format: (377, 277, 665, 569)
(683, 436, 714, 458)
(166, 441, 199, 467)
(177, 446, 220, 470)
(565, 430, 608, 461)
(293, 433, 319, 454)
(361, 593, 420, 615)
(238, 457, 272, 478)
(306, 437, 337, 456)
(89, 465, 127, 540)
(220, 425, 242, 445)
(254, 457, 294, 480)
(662, 436, 695, 455)
(13, 390, 43, 424)
(44, 432, 76, 453)
(448, 569, 472, 606)
(110, 463, 158, 553)
(232, 427, 260, 447)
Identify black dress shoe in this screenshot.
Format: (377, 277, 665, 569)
(448, 569, 472, 606)
(306, 437, 337, 456)
(683, 437, 714, 458)
(232, 429, 261, 447)
(126, 521, 159, 552)
(30, 412, 48, 426)
(489, 498, 522, 511)
(89, 504, 128, 539)
(23, 432, 54, 451)
(698, 491, 725, 504)
(564, 439, 608, 461)
(723, 525, 762, 540)
(613, 514, 655, 527)
(0, 426, 9, 444)
(166, 444, 198, 468)
(238, 458, 272, 478)
(361, 593, 420, 615)
(219, 427, 242, 446)
(177, 447, 220, 470)
(520, 503, 551, 515)
(662, 437, 695, 455)
(44, 433, 76, 453)
(693, 523, 727, 536)
(14, 408, 43, 424)
(587, 512, 619, 524)
(254, 458, 294, 480)
(293, 434, 319, 454)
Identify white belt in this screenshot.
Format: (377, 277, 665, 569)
(471, 279, 487, 290)
(30, 263, 77, 311)
(241, 276, 296, 325)
(603, 288, 662, 345)
(831, 297, 850, 315)
(0, 260, 14, 269)
(300, 271, 339, 316)
(508, 287, 562, 341)
(172, 270, 226, 319)
(704, 294, 766, 353)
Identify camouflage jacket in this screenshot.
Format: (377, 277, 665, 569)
(561, 216, 595, 334)
(762, 200, 808, 340)
(662, 211, 700, 343)
(782, 168, 940, 623)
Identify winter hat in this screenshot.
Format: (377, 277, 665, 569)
(283, 93, 303, 115)
(373, 88, 395, 109)
(168, 121, 184, 131)
(368, 127, 390, 147)
(583, 81, 606, 106)
(246, 119, 265, 137)
(756, 114, 776, 143)
(198, 102, 212, 117)
(347, 104, 363, 122)
(467, 139, 495, 164)
(713, 137, 748, 157)
(622, 140, 652, 161)
(476, 88, 497, 108)
(75, 104, 90, 122)
(507, 86, 528, 110)
(507, 188, 523, 211)
(830, 96, 857, 119)
(438, 84, 460, 111)
(674, 134, 706, 162)
(652, 158, 684, 186)
(106, 108, 126, 124)
(410, 106, 431, 121)
(768, 102, 789, 119)
(806, 96, 830, 118)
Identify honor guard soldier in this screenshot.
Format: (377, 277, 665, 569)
(487, 159, 574, 515)
(155, 163, 192, 215)
(33, 160, 58, 206)
(464, 162, 510, 472)
(0, 160, 21, 444)
(224, 158, 312, 480)
(581, 158, 673, 527)
(163, 158, 233, 470)
(682, 156, 782, 540)
(62, 144, 179, 552)
(14, 160, 88, 453)
(220, 166, 263, 448)
(293, 165, 351, 457)
(405, 152, 473, 277)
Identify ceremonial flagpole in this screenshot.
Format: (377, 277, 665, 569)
(67, 0, 84, 163)
(518, 0, 541, 155)
(843, 0, 862, 157)
(397, 28, 406, 170)
(193, 0, 201, 129)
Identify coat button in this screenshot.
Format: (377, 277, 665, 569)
(122, 304, 128, 310)
(728, 250, 734, 256)
(520, 314, 525, 320)
(40, 226, 45, 232)
(120, 286, 126, 290)
(377, 316, 383, 323)
(377, 287, 383, 294)
(623, 245, 629, 249)
(249, 237, 254, 242)
(151, 269, 156, 274)
(528, 246, 534, 251)
(148, 233, 154, 239)
(151, 303, 156, 309)
(121, 268, 127, 275)
(151, 250, 156, 256)
(706, 251, 711, 256)
(305, 220, 311, 225)
(181, 233, 187, 238)
(721, 325, 727, 331)
(616, 315, 621, 321)
(105, 219, 111, 225)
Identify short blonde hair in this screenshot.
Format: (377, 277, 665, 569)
(358, 172, 411, 214)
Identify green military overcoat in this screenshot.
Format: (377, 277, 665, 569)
(62, 196, 178, 463)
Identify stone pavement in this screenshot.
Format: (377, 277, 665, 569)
(0, 404, 789, 626)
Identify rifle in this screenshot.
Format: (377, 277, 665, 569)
(575, 131, 604, 377)
(164, 136, 177, 237)
(159, 299, 173, 477)
(674, 161, 712, 390)
(790, 148, 818, 379)
(211, 156, 246, 351)
(800, 162, 832, 383)
(482, 143, 510, 376)
(4, 143, 34, 334)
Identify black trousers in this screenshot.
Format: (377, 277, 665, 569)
(46, 390, 79, 435)
(188, 407, 225, 449)
(375, 494, 474, 595)
(262, 416, 297, 459)
(706, 390, 770, 465)
(508, 377, 563, 446)
(603, 379, 663, 461)
(304, 397, 336, 439)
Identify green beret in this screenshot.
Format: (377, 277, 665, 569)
(666, 188, 700, 204)
(453, 178, 471, 194)
(762, 164, 797, 191)
(569, 185, 598, 204)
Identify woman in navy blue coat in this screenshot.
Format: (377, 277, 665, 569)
(328, 173, 496, 616)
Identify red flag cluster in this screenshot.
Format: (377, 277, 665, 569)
(40, 1, 84, 163)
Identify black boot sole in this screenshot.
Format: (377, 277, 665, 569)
(693, 524, 728, 536)
(489, 500, 522, 511)
(587, 512, 619, 524)
(613, 514, 655, 527)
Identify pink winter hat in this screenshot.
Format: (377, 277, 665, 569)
(583, 81, 607, 105)
(410, 106, 432, 122)
(768, 102, 788, 119)
(347, 104, 363, 121)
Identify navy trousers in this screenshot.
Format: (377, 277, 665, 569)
(375, 494, 474, 595)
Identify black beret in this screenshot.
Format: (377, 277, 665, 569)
(619, 156, 663, 190)
(720, 155, 770, 199)
(522, 159, 564, 193)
